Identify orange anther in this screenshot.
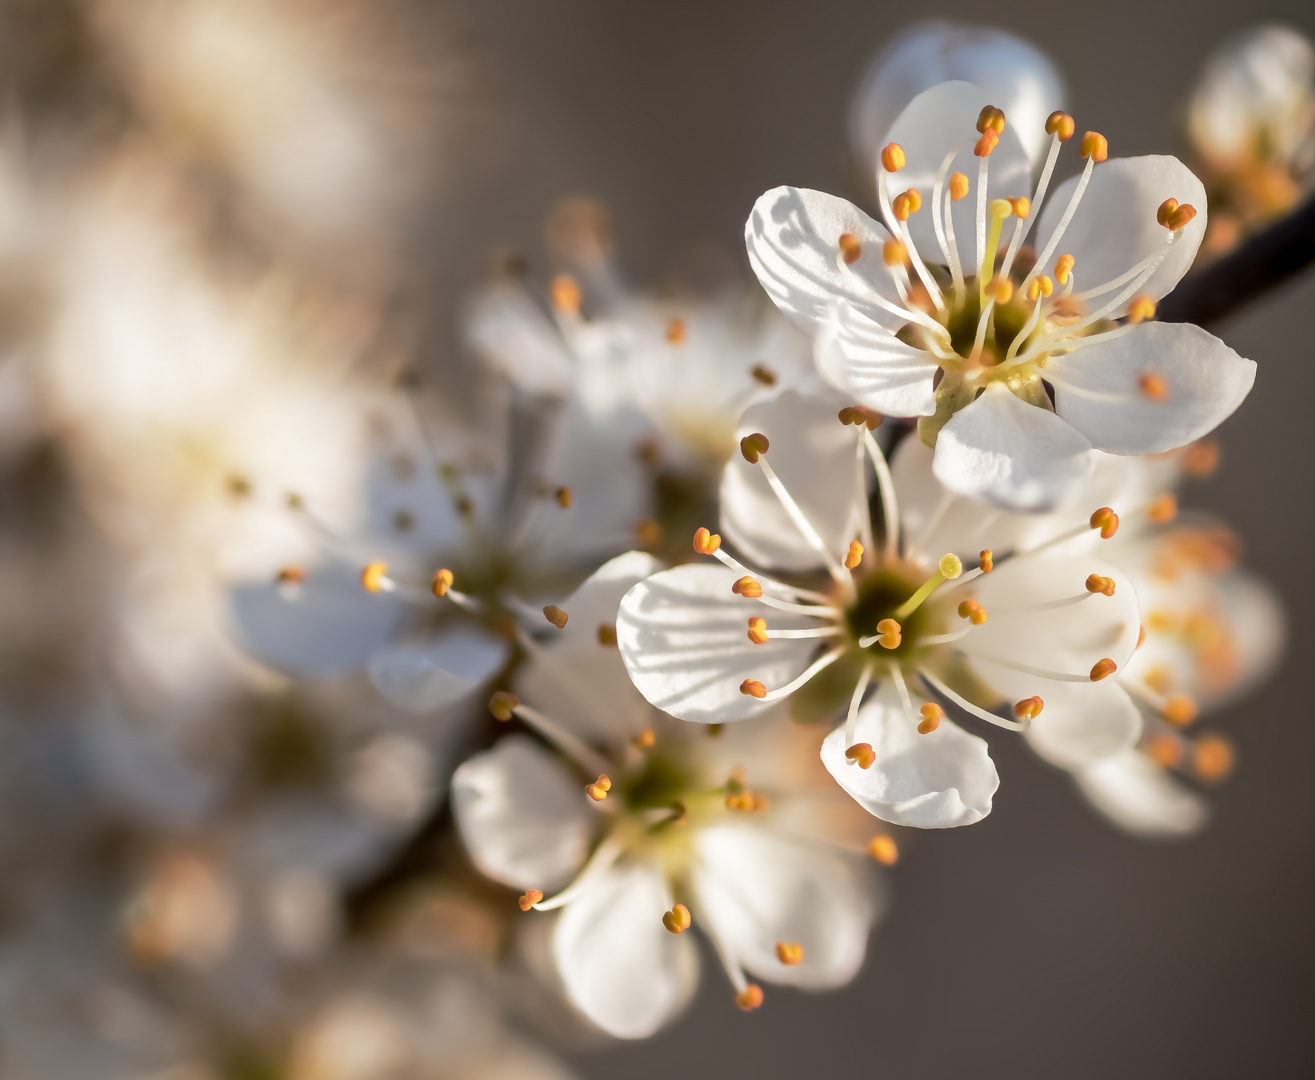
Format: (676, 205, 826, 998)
(838, 405, 883, 429)
(976, 105, 1006, 135)
(732, 576, 764, 599)
(1127, 294, 1156, 323)
(1192, 735, 1234, 781)
(845, 541, 864, 570)
(882, 238, 909, 266)
(665, 317, 687, 344)
(634, 728, 656, 748)
(1013, 696, 1044, 721)
(838, 232, 862, 264)
(736, 984, 764, 1011)
(431, 568, 454, 597)
(550, 274, 582, 315)
(875, 617, 902, 649)
(747, 616, 769, 645)
(1090, 507, 1120, 539)
(1045, 111, 1075, 141)
(1139, 373, 1170, 401)
(489, 692, 519, 721)
(740, 679, 767, 699)
(893, 192, 913, 221)
(1157, 198, 1180, 228)
(776, 942, 804, 966)
(904, 188, 923, 213)
(867, 835, 899, 865)
(974, 130, 999, 157)
(693, 527, 722, 555)
(597, 623, 618, 646)
(276, 566, 306, 586)
(662, 904, 692, 934)
(1085, 574, 1116, 597)
(543, 605, 569, 629)
(1148, 494, 1178, 523)
(1147, 733, 1184, 768)
(1079, 131, 1108, 162)
(948, 172, 970, 201)
(1007, 196, 1031, 219)
(361, 561, 388, 594)
(1183, 439, 1221, 477)
(917, 702, 943, 734)
(740, 432, 770, 463)
(845, 743, 876, 769)
(585, 774, 611, 801)
(979, 549, 994, 573)
(518, 889, 543, 911)
(1090, 657, 1117, 681)
(554, 486, 573, 508)
(1168, 203, 1197, 231)
(984, 275, 1014, 305)
(636, 519, 662, 546)
(1027, 275, 1054, 301)
(880, 143, 906, 172)
(1163, 695, 1198, 727)
(1055, 253, 1075, 285)
(957, 600, 988, 625)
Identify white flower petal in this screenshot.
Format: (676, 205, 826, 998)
(1074, 749, 1210, 838)
(228, 564, 406, 675)
(616, 564, 820, 724)
(820, 682, 998, 827)
(721, 391, 869, 572)
(692, 824, 880, 989)
(1032, 155, 1207, 305)
(367, 624, 511, 714)
(933, 382, 1094, 510)
(552, 863, 698, 1040)
(1049, 322, 1256, 455)
(450, 736, 593, 891)
(464, 282, 574, 396)
(815, 302, 938, 417)
(1021, 678, 1143, 769)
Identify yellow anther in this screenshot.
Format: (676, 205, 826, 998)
(1045, 110, 1075, 141)
(1163, 695, 1198, 727)
(948, 171, 970, 201)
(990, 198, 1014, 221)
(939, 553, 963, 579)
(1078, 131, 1108, 162)
(663, 904, 692, 934)
(893, 192, 913, 221)
(597, 623, 618, 646)
(917, 702, 943, 734)
(984, 275, 1014, 305)
(1182, 439, 1221, 477)
(693, 527, 722, 555)
(736, 985, 765, 1011)
(1158, 200, 1198, 232)
(740, 432, 770, 463)
(1192, 735, 1234, 782)
(750, 364, 778, 386)
(1085, 574, 1116, 597)
(1138, 373, 1170, 401)
(1007, 195, 1031, 219)
(1127, 294, 1157, 323)
(1148, 494, 1178, 523)
(276, 566, 305, 586)
(551, 486, 572, 509)
(867, 835, 899, 865)
(957, 599, 988, 624)
(1013, 696, 1044, 721)
(518, 889, 543, 911)
(732, 576, 764, 599)
(845, 541, 864, 570)
(1090, 658, 1118, 681)
(979, 549, 994, 573)
(845, 742, 876, 769)
(550, 274, 582, 315)
(903, 188, 923, 213)
(747, 617, 769, 645)
(489, 692, 519, 721)
(974, 130, 999, 157)
(875, 618, 902, 649)
(1089, 507, 1120, 539)
(1147, 733, 1184, 768)
(839, 405, 884, 429)
(665, 317, 687, 344)
(585, 774, 611, 801)
(976, 104, 1006, 135)
(634, 728, 656, 748)
(1055, 253, 1075, 285)
(776, 942, 804, 966)
(1027, 275, 1054, 301)
(882, 238, 909, 266)
(740, 679, 767, 699)
(431, 568, 454, 597)
(360, 561, 388, 594)
(838, 232, 862, 264)
(636, 519, 662, 547)
(880, 143, 906, 172)
(543, 605, 569, 629)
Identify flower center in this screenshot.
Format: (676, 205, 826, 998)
(843, 562, 942, 661)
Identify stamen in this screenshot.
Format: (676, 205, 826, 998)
(838, 405, 883, 429)
(858, 617, 902, 650)
(511, 703, 613, 777)
(1148, 494, 1178, 523)
(845, 743, 876, 768)
(930, 147, 960, 275)
(733, 576, 764, 598)
(693, 527, 722, 555)
(635, 729, 656, 748)
(1156, 198, 1198, 231)
(882, 239, 907, 265)
(957, 600, 988, 624)
(1192, 735, 1234, 781)
(665, 318, 687, 344)
(977, 105, 1006, 136)
(745, 617, 769, 645)
(1078, 131, 1108, 162)
(1164, 694, 1198, 726)
(1013, 696, 1044, 720)
(543, 605, 569, 629)
(550, 274, 582, 315)
(776, 942, 804, 966)
(585, 774, 612, 801)
(751, 364, 777, 386)
(917, 702, 943, 734)
(519, 890, 544, 911)
(918, 670, 1027, 731)
(598, 623, 618, 646)
(736, 985, 765, 1011)
(1055, 253, 1075, 285)
(1090, 507, 1120, 539)
(880, 143, 906, 172)
(843, 661, 875, 745)
(1147, 733, 1184, 768)
(740, 432, 770, 463)
(431, 568, 454, 597)
(892, 554, 962, 620)
(754, 454, 851, 585)
(838, 233, 862, 264)
(979, 550, 994, 572)
(1045, 111, 1075, 141)
(533, 835, 627, 911)
(863, 429, 901, 559)
(1085, 574, 1116, 597)
(1090, 658, 1118, 681)
(554, 486, 573, 508)
(489, 692, 518, 721)
(756, 647, 847, 703)
(740, 679, 767, 698)
(663, 904, 692, 934)
(1138, 373, 1170, 401)
(868, 835, 899, 865)
(1127, 295, 1156, 323)
(361, 561, 389, 594)
(1024, 135, 1100, 292)
(276, 566, 305, 587)
(949, 172, 970, 201)
(845, 541, 864, 570)
(1183, 439, 1221, 476)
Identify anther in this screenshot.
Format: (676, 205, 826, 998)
(662, 904, 692, 934)
(597, 623, 618, 646)
(776, 942, 804, 966)
(636, 519, 662, 547)
(917, 703, 943, 735)
(693, 527, 722, 555)
(845, 541, 864, 570)
(984, 275, 1014, 305)
(276, 566, 305, 586)
(1138, 373, 1169, 401)
(880, 143, 906, 172)
(431, 568, 454, 597)
(740, 432, 770, 463)
(839, 405, 884, 429)
(1147, 734, 1184, 768)
(634, 728, 656, 748)
(867, 835, 899, 865)
(489, 692, 519, 721)
(1090, 658, 1118, 681)
(893, 190, 921, 220)
(976, 105, 1006, 135)
(838, 233, 862, 264)
(882, 238, 908, 266)
(1183, 439, 1221, 477)
(740, 679, 767, 699)
(1192, 735, 1234, 781)
(732, 576, 764, 598)
(957, 599, 988, 624)
(585, 774, 611, 801)
(736, 985, 765, 1011)
(1027, 275, 1054, 301)
(554, 486, 572, 508)
(1163, 694, 1198, 726)
(1078, 131, 1108, 162)
(550, 274, 582, 315)
(751, 364, 778, 386)
(948, 172, 970, 201)
(1127, 295, 1156, 323)
(747, 617, 769, 645)
(518, 889, 543, 911)
(543, 605, 569, 629)
(974, 130, 999, 157)
(845, 743, 876, 768)
(361, 561, 388, 593)
(665, 317, 687, 344)
(1148, 495, 1178, 523)
(875, 618, 902, 649)
(1055, 253, 1075, 285)
(1157, 199, 1197, 231)
(1007, 196, 1031, 218)
(1045, 111, 1075, 141)
(1089, 507, 1120, 539)
(1013, 696, 1044, 721)
(1085, 574, 1116, 597)
(979, 549, 994, 573)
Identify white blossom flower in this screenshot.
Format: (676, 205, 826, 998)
(616, 392, 1157, 828)
(746, 80, 1256, 509)
(452, 552, 886, 1038)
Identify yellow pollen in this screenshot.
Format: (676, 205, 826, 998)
(662, 904, 692, 934)
(597, 623, 618, 646)
(984, 275, 1014, 305)
(1192, 735, 1234, 782)
(875, 618, 902, 650)
(845, 541, 865, 570)
(868, 835, 899, 865)
(1126, 294, 1157, 323)
(880, 143, 906, 172)
(489, 692, 519, 721)
(1085, 574, 1116, 597)
(1055, 253, 1075, 285)
(554, 486, 572, 508)
(904, 188, 923, 213)
(979, 549, 994, 573)
(431, 568, 454, 597)
(747, 617, 769, 645)
(948, 172, 970, 201)
(776, 942, 804, 966)
(846, 742, 876, 769)
(974, 130, 1000, 157)
(1147, 733, 1184, 768)
(665, 317, 687, 344)
(838, 232, 862, 264)
(1090, 658, 1118, 681)
(1027, 275, 1054, 301)
(361, 561, 388, 594)
(839, 405, 884, 429)
(276, 566, 305, 586)
(1079, 131, 1108, 162)
(550, 274, 582, 315)
(736, 985, 764, 1011)
(1007, 196, 1031, 218)
(740, 432, 770, 463)
(518, 889, 543, 911)
(940, 553, 963, 578)
(1183, 439, 1221, 477)
(1148, 494, 1178, 523)
(693, 527, 722, 555)
(1045, 111, 1075, 141)
(543, 605, 569, 629)
(634, 728, 656, 748)
(892, 192, 913, 221)
(732, 576, 764, 599)
(1139, 373, 1170, 401)
(636, 519, 662, 547)
(883, 238, 909, 266)
(740, 679, 767, 699)
(1090, 507, 1120, 539)
(1013, 696, 1044, 720)
(751, 364, 778, 386)
(976, 104, 1006, 135)
(1163, 694, 1198, 726)
(917, 703, 943, 735)
(585, 774, 611, 801)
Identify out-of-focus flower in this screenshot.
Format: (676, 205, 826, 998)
(1185, 24, 1315, 253)
(452, 552, 886, 1038)
(747, 81, 1255, 510)
(616, 393, 1158, 828)
(849, 22, 1065, 180)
